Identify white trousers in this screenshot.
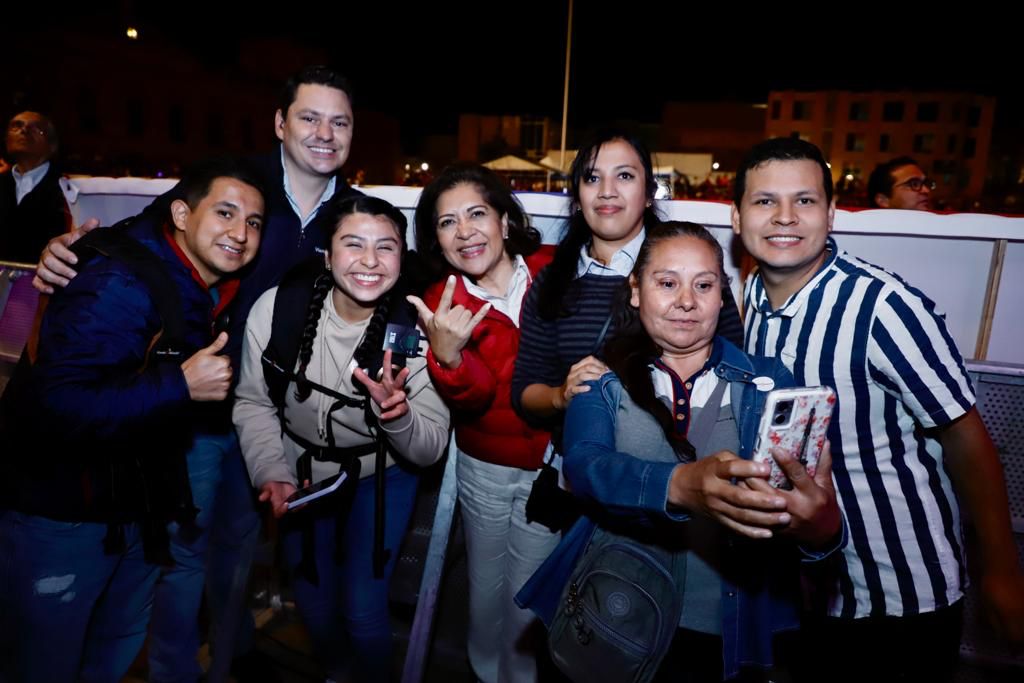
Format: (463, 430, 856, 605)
(457, 451, 561, 683)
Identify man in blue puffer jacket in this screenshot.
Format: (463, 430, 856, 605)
(0, 158, 265, 683)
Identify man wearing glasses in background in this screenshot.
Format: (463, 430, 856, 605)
(867, 156, 936, 210)
(0, 111, 71, 263)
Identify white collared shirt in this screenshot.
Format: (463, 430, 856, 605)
(575, 226, 646, 278)
(12, 161, 50, 205)
(462, 254, 531, 326)
(280, 148, 336, 228)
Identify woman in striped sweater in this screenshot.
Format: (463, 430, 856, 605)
(511, 128, 743, 441)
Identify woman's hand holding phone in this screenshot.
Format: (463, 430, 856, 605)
(259, 480, 299, 518)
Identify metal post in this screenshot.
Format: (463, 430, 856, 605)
(974, 239, 1007, 361)
(558, 0, 574, 175)
(401, 435, 460, 683)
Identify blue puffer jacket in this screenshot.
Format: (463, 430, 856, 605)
(516, 338, 846, 679)
(2, 217, 234, 524)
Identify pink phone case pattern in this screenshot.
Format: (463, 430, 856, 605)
(763, 390, 836, 489)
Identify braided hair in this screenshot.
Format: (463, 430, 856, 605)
(292, 195, 410, 402)
(293, 271, 334, 401)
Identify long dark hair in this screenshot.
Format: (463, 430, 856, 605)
(604, 221, 727, 458)
(536, 128, 660, 320)
(413, 163, 541, 283)
(293, 195, 409, 402)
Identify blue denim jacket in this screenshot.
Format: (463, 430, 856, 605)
(516, 338, 846, 679)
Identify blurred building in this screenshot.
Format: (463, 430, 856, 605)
(457, 114, 559, 163)
(765, 90, 995, 206)
(4, 29, 401, 184)
(659, 102, 766, 172)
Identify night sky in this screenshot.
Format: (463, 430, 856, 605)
(14, 2, 1021, 140)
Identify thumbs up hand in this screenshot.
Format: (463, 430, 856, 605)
(181, 332, 232, 401)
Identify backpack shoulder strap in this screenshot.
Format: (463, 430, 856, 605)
(261, 257, 326, 408)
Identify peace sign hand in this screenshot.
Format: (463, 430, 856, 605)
(353, 349, 412, 422)
(407, 275, 491, 369)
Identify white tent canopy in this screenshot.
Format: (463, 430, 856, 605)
(539, 151, 576, 174)
(540, 150, 714, 178)
(482, 155, 548, 172)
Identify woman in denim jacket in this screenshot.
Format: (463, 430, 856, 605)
(517, 222, 845, 681)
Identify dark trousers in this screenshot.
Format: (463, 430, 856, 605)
(653, 629, 774, 683)
(792, 601, 964, 683)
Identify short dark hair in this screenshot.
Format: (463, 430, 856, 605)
(734, 137, 833, 206)
(867, 156, 920, 207)
(279, 65, 353, 117)
(178, 157, 268, 210)
(413, 163, 540, 281)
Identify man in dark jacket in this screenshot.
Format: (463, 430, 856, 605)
(0, 158, 265, 683)
(0, 111, 70, 263)
(31, 65, 363, 681)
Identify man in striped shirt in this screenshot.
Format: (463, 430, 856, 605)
(730, 137, 1023, 681)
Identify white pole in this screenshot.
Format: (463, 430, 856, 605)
(558, 0, 574, 180)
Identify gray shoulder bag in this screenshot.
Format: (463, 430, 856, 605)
(547, 376, 728, 683)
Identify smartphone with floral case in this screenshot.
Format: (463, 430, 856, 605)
(752, 386, 836, 490)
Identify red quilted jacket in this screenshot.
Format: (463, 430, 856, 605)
(423, 246, 554, 469)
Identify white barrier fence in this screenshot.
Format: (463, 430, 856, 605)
(62, 177, 1024, 365)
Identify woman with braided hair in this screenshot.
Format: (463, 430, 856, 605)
(233, 194, 449, 682)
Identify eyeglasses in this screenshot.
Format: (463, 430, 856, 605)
(895, 176, 936, 192)
(7, 120, 47, 137)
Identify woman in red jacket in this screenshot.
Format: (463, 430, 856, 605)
(410, 164, 556, 683)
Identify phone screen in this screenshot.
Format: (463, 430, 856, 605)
(285, 472, 347, 509)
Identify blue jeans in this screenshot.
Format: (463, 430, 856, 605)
(281, 464, 418, 682)
(0, 511, 159, 683)
(147, 432, 262, 682)
(204, 436, 261, 658)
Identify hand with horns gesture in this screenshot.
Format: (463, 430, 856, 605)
(406, 274, 491, 369)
